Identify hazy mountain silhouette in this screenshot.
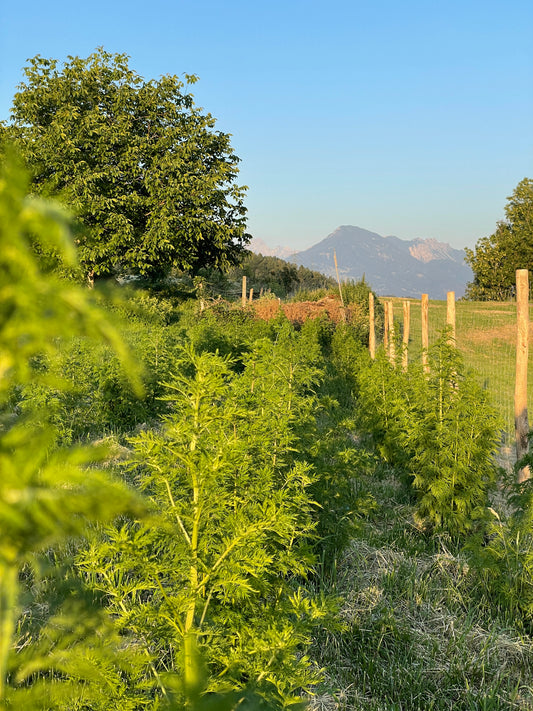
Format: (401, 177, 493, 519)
(249, 237, 296, 259)
(288, 226, 472, 298)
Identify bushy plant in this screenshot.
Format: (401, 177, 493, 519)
(15, 320, 185, 442)
(77, 343, 332, 708)
(0, 155, 148, 708)
(406, 336, 501, 536)
(342, 278, 384, 345)
(469, 458, 533, 630)
(354, 347, 419, 470)
(355, 332, 501, 537)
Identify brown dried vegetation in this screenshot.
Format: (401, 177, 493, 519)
(252, 296, 364, 325)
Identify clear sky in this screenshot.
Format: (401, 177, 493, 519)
(1, 0, 532, 252)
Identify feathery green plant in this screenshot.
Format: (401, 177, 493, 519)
(354, 332, 501, 536)
(0, 154, 148, 709)
(77, 341, 332, 708)
(407, 335, 501, 536)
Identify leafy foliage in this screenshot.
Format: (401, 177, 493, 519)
(465, 178, 533, 300)
(354, 332, 501, 536)
(406, 337, 501, 536)
(0, 155, 148, 708)
(77, 342, 331, 708)
(4, 49, 249, 278)
(469, 450, 533, 631)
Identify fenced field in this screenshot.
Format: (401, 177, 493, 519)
(385, 296, 533, 461)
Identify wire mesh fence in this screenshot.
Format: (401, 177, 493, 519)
(382, 296, 531, 469)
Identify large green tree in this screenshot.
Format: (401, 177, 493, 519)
(2, 49, 249, 278)
(465, 178, 533, 300)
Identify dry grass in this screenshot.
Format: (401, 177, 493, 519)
(309, 465, 533, 710)
(252, 295, 363, 326)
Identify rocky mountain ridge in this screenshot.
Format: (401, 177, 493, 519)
(282, 226, 472, 299)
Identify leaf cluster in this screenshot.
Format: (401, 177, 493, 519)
(0, 155, 148, 708)
(354, 331, 502, 537)
(468, 455, 533, 630)
(465, 178, 533, 300)
(77, 340, 332, 707)
(4, 49, 249, 278)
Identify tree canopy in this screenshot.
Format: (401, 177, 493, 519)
(465, 178, 533, 300)
(2, 49, 249, 278)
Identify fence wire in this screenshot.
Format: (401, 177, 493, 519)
(384, 297, 531, 468)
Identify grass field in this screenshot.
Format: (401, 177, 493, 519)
(310, 462, 533, 711)
(384, 298, 533, 461)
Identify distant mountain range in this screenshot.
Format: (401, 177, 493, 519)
(274, 226, 472, 299)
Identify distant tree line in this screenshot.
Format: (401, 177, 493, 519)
(226, 252, 336, 299)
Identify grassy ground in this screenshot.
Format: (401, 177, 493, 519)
(306, 310, 533, 710)
(309, 459, 533, 710)
(384, 298, 533, 455)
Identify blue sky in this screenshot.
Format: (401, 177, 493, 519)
(1, 0, 532, 251)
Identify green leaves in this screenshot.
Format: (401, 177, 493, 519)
(466, 178, 533, 300)
(355, 332, 501, 537)
(76, 340, 326, 708)
(0, 156, 147, 709)
(6, 48, 249, 278)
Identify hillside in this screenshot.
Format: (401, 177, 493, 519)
(288, 226, 473, 299)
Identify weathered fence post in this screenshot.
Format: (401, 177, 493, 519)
(421, 293, 429, 374)
(402, 300, 410, 371)
(515, 269, 530, 483)
(384, 301, 389, 352)
(388, 300, 395, 364)
(369, 292, 376, 359)
(333, 250, 345, 308)
(446, 291, 456, 344)
(241, 276, 247, 308)
(249, 288, 254, 304)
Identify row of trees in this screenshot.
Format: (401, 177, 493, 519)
(226, 253, 336, 298)
(1, 48, 250, 281)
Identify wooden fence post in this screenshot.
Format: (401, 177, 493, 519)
(333, 250, 345, 308)
(241, 276, 247, 308)
(388, 300, 395, 364)
(402, 300, 410, 371)
(446, 291, 456, 344)
(421, 294, 429, 374)
(249, 288, 254, 303)
(369, 292, 376, 359)
(384, 301, 389, 352)
(515, 269, 530, 483)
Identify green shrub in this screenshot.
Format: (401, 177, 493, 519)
(78, 344, 331, 708)
(355, 332, 501, 537)
(469, 463, 533, 630)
